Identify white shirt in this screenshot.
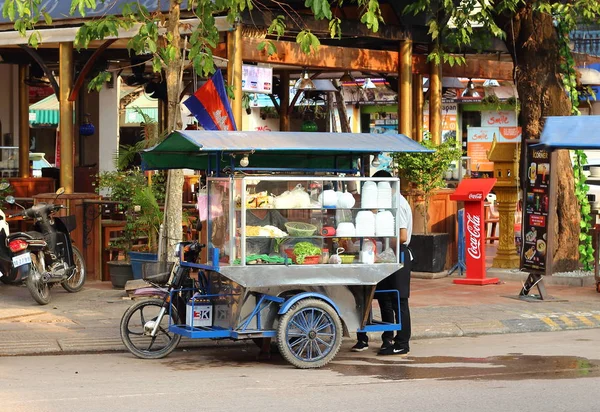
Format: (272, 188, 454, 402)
(397, 194, 412, 246)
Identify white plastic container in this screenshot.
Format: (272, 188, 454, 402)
(355, 210, 375, 236)
(375, 210, 395, 236)
(361, 181, 378, 209)
(377, 181, 392, 208)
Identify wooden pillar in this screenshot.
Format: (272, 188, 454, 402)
(398, 38, 412, 137)
(59, 42, 74, 193)
(412, 73, 423, 142)
(279, 71, 290, 131)
(227, 25, 243, 130)
(429, 56, 442, 145)
(18, 65, 30, 178)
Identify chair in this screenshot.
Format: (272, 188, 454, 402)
(485, 199, 499, 244)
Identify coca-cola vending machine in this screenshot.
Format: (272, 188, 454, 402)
(450, 178, 498, 285)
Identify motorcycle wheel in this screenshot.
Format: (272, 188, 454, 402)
(120, 298, 181, 359)
(61, 246, 86, 293)
(26, 254, 51, 305)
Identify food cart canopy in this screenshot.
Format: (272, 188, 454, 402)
(540, 116, 600, 149)
(141, 130, 432, 171)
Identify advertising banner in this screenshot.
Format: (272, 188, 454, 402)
(467, 126, 522, 172)
(423, 102, 458, 141)
(242, 65, 273, 94)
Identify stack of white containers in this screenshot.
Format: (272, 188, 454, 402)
(377, 181, 392, 208)
(361, 181, 378, 209)
(375, 210, 395, 236)
(355, 211, 375, 236)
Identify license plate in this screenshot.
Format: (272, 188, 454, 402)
(12, 253, 32, 268)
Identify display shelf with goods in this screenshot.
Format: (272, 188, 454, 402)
(207, 176, 402, 269)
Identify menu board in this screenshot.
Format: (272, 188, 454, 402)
(521, 146, 551, 271)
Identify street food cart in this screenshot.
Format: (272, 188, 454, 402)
(538, 116, 600, 293)
(124, 130, 431, 368)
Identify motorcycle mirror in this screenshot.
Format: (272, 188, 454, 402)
(196, 219, 203, 233)
(0, 182, 9, 191)
(55, 187, 65, 196)
(5, 195, 15, 204)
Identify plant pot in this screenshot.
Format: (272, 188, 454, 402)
(129, 251, 158, 280)
(108, 261, 134, 289)
(410, 233, 449, 273)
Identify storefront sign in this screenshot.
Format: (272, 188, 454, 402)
(481, 111, 518, 127)
(467, 126, 523, 172)
(423, 103, 458, 141)
(521, 146, 552, 271)
(242, 65, 273, 94)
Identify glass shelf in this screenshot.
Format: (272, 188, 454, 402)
(245, 235, 397, 239)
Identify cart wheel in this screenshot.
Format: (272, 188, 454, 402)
(120, 298, 181, 359)
(277, 298, 343, 369)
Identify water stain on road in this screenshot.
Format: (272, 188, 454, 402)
(160, 348, 600, 382)
(328, 355, 600, 381)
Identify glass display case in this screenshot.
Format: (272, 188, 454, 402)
(207, 176, 402, 268)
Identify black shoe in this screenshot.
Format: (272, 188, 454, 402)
(378, 342, 409, 356)
(380, 339, 393, 351)
(351, 341, 369, 352)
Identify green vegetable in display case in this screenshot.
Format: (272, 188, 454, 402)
(293, 242, 322, 264)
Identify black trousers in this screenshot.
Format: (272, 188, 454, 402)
(357, 296, 411, 350)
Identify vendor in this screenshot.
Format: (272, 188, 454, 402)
(246, 180, 288, 256)
(246, 208, 288, 255)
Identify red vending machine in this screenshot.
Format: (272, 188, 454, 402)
(450, 178, 498, 285)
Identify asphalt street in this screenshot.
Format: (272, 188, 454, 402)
(1, 328, 599, 412)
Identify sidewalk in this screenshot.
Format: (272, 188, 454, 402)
(1, 270, 599, 356)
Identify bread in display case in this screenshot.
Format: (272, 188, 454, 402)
(207, 176, 402, 267)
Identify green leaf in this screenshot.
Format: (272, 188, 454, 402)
(42, 11, 52, 25)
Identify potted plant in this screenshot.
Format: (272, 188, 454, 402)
(392, 135, 462, 272)
(127, 184, 164, 279)
(97, 169, 148, 287)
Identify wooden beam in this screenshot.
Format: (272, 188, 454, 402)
(240, 10, 407, 41)
(59, 42, 74, 194)
(69, 39, 116, 102)
(18, 65, 29, 178)
(241, 38, 515, 80)
(18, 44, 60, 97)
(399, 39, 412, 137)
(279, 71, 290, 131)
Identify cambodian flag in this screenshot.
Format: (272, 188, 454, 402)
(183, 69, 237, 131)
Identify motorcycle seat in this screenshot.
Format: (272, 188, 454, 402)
(8, 231, 44, 241)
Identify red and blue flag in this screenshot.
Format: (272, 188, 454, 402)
(184, 69, 237, 131)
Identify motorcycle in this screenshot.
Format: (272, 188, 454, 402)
(120, 221, 204, 359)
(1, 187, 86, 305)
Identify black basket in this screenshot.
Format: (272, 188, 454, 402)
(141, 261, 175, 285)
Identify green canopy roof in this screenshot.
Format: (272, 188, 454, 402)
(141, 130, 432, 172)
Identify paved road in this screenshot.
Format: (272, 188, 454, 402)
(1, 329, 599, 412)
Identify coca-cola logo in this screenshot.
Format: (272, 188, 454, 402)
(466, 212, 481, 260)
(487, 114, 509, 125)
(468, 193, 483, 200)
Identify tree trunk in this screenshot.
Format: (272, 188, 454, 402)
(159, 1, 184, 262)
(498, 3, 580, 272)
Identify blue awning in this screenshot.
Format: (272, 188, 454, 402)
(540, 116, 600, 149)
